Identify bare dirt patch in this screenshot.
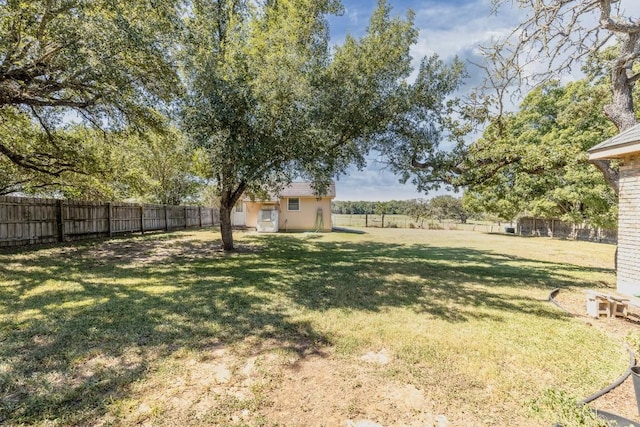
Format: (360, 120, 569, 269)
(80, 232, 262, 267)
(260, 348, 445, 427)
(108, 341, 453, 427)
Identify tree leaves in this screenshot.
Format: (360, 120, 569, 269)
(463, 79, 618, 226)
(0, 0, 184, 185)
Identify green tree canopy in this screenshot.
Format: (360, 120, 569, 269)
(182, 0, 467, 250)
(1, 124, 206, 204)
(0, 0, 183, 188)
(463, 79, 618, 227)
(117, 129, 207, 206)
(486, 0, 640, 193)
(429, 195, 468, 223)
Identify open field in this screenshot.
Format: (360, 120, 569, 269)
(0, 227, 631, 426)
(332, 214, 504, 232)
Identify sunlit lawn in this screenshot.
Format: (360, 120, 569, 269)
(0, 228, 624, 426)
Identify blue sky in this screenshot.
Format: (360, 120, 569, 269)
(327, 0, 521, 201)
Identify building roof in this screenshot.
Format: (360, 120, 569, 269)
(278, 182, 336, 198)
(588, 124, 640, 160)
(243, 182, 336, 202)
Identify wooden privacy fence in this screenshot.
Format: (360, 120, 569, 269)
(517, 217, 617, 244)
(0, 196, 220, 248)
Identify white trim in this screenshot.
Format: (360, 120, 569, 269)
(589, 141, 640, 160)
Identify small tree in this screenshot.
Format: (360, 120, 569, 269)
(406, 199, 431, 228)
(429, 195, 468, 224)
(119, 129, 206, 205)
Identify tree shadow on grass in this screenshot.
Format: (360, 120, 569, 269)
(242, 234, 610, 322)
(0, 230, 612, 424)
(0, 232, 324, 424)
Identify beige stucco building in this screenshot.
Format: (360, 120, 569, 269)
(589, 124, 640, 296)
(232, 182, 335, 232)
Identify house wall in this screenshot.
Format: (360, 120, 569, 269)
(244, 201, 277, 228)
(242, 197, 332, 232)
(279, 197, 332, 232)
(618, 155, 640, 295)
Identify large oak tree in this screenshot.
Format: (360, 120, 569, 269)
(0, 0, 184, 192)
(182, 0, 466, 250)
(463, 79, 618, 227)
(486, 0, 640, 194)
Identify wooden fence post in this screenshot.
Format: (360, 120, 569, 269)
(107, 203, 113, 238)
(381, 214, 385, 228)
(164, 205, 170, 231)
(184, 206, 188, 229)
(56, 199, 65, 242)
(199, 207, 202, 228)
(365, 213, 368, 228)
(140, 205, 145, 234)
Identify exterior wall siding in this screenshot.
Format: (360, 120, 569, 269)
(242, 197, 332, 232)
(244, 201, 277, 229)
(618, 155, 640, 295)
(279, 197, 332, 232)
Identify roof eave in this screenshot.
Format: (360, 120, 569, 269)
(588, 141, 640, 160)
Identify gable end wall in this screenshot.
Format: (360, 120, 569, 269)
(618, 155, 640, 295)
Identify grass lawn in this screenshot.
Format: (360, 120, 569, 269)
(0, 228, 626, 426)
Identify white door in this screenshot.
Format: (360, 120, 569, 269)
(232, 202, 246, 226)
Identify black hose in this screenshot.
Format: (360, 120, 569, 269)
(548, 288, 564, 311)
(547, 287, 636, 404)
(580, 346, 634, 404)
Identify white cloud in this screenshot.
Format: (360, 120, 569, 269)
(344, 6, 363, 26)
(410, 1, 520, 61)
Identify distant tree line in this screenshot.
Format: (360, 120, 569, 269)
(332, 200, 409, 215)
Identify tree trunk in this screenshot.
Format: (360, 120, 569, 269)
(592, 159, 619, 195)
(596, 32, 640, 195)
(218, 181, 246, 251)
(219, 203, 234, 251)
(604, 63, 637, 133)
